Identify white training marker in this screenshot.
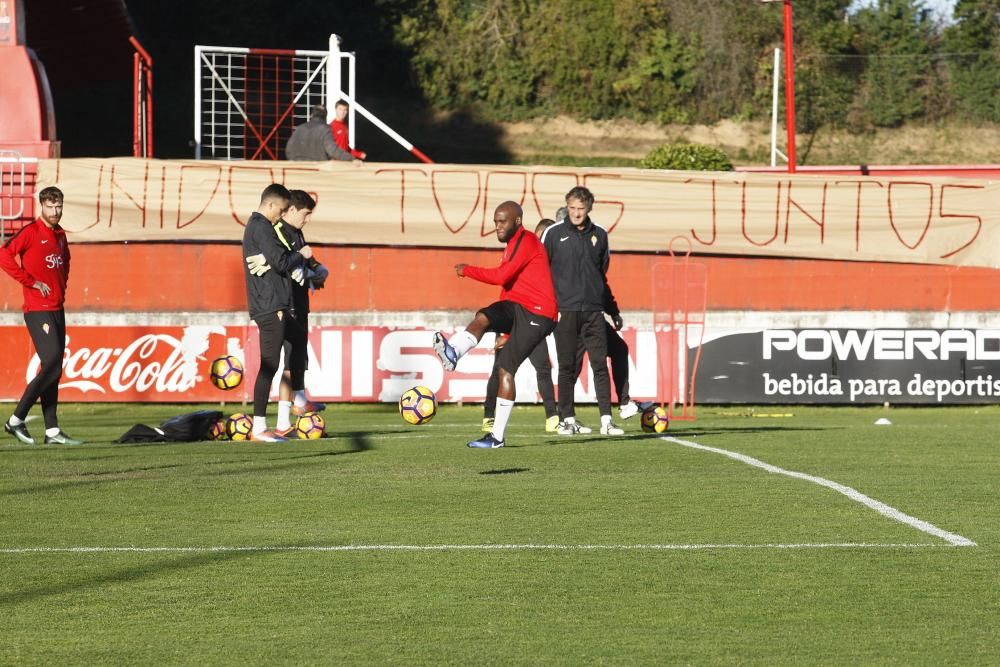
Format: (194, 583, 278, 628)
(874, 418, 892, 425)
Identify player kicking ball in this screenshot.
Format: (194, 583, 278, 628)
(432, 201, 557, 449)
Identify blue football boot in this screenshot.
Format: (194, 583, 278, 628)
(432, 332, 458, 371)
(467, 433, 505, 449)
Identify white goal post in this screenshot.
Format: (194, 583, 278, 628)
(194, 34, 431, 162)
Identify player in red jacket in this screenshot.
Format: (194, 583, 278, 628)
(432, 201, 557, 448)
(329, 100, 366, 160)
(0, 187, 82, 445)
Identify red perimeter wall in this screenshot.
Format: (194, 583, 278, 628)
(0, 243, 996, 313)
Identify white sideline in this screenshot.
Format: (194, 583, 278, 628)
(0, 543, 953, 555)
(663, 436, 977, 547)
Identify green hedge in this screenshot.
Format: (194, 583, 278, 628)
(639, 143, 733, 171)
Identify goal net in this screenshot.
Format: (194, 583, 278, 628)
(194, 42, 345, 160)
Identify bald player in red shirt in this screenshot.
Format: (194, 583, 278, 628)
(0, 186, 82, 445)
(432, 200, 557, 449)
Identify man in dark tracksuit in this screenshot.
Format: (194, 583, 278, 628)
(242, 183, 313, 441)
(272, 190, 329, 437)
(541, 186, 624, 436)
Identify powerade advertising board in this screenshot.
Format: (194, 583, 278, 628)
(694, 329, 1000, 404)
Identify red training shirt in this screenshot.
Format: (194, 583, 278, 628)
(460, 225, 557, 320)
(329, 119, 366, 159)
(0, 218, 71, 311)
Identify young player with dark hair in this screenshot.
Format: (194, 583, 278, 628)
(0, 186, 82, 445)
(433, 202, 557, 449)
(271, 189, 329, 437)
(329, 100, 367, 160)
(242, 183, 313, 441)
(541, 186, 624, 436)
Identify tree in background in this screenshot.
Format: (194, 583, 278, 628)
(789, 0, 860, 133)
(943, 0, 1000, 122)
(851, 0, 938, 128)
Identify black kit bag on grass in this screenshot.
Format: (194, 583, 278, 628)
(115, 410, 224, 443)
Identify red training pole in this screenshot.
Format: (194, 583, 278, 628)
(783, 0, 797, 173)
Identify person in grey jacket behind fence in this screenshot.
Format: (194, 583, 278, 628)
(285, 105, 358, 162)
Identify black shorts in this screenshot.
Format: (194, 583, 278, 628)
(494, 302, 556, 375)
(478, 300, 517, 335)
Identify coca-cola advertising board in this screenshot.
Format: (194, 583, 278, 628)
(0, 325, 665, 404)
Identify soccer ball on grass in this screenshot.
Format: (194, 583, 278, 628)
(399, 385, 437, 425)
(227, 413, 253, 441)
(295, 412, 326, 439)
(208, 417, 229, 441)
(640, 406, 670, 433)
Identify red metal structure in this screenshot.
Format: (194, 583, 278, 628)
(651, 239, 708, 421)
(131, 36, 153, 158)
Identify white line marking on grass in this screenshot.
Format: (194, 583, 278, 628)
(0, 543, 953, 555)
(663, 436, 976, 547)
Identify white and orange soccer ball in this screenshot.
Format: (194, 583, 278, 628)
(399, 386, 437, 425)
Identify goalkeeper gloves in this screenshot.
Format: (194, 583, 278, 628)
(245, 254, 271, 276)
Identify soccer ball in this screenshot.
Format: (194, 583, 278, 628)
(207, 417, 229, 441)
(641, 406, 670, 433)
(210, 355, 244, 391)
(295, 412, 326, 440)
(399, 385, 437, 425)
(227, 412, 253, 441)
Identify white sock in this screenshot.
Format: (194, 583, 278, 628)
(601, 414, 613, 427)
(492, 398, 514, 441)
(8, 414, 23, 426)
(276, 401, 292, 430)
(449, 330, 478, 358)
(252, 415, 268, 434)
(293, 391, 308, 408)
(46, 427, 60, 437)
(565, 416, 576, 424)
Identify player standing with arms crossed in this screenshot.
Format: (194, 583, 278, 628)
(242, 184, 313, 441)
(432, 201, 557, 448)
(0, 187, 82, 445)
(271, 190, 329, 437)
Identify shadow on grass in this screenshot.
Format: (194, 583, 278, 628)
(1, 433, 375, 495)
(0, 545, 311, 607)
(479, 468, 530, 475)
(206, 431, 373, 476)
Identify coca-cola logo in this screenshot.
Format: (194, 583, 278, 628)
(25, 326, 230, 394)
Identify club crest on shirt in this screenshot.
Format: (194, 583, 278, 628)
(42, 323, 50, 335)
(591, 235, 597, 246)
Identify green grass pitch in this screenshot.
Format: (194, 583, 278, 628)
(1, 402, 997, 664)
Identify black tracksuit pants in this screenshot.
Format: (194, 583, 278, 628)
(16, 310, 66, 429)
(575, 322, 631, 406)
(253, 310, 288, 417)
(554, 310, 612, 419)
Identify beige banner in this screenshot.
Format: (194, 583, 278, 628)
(37, 157, 1000, 268)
